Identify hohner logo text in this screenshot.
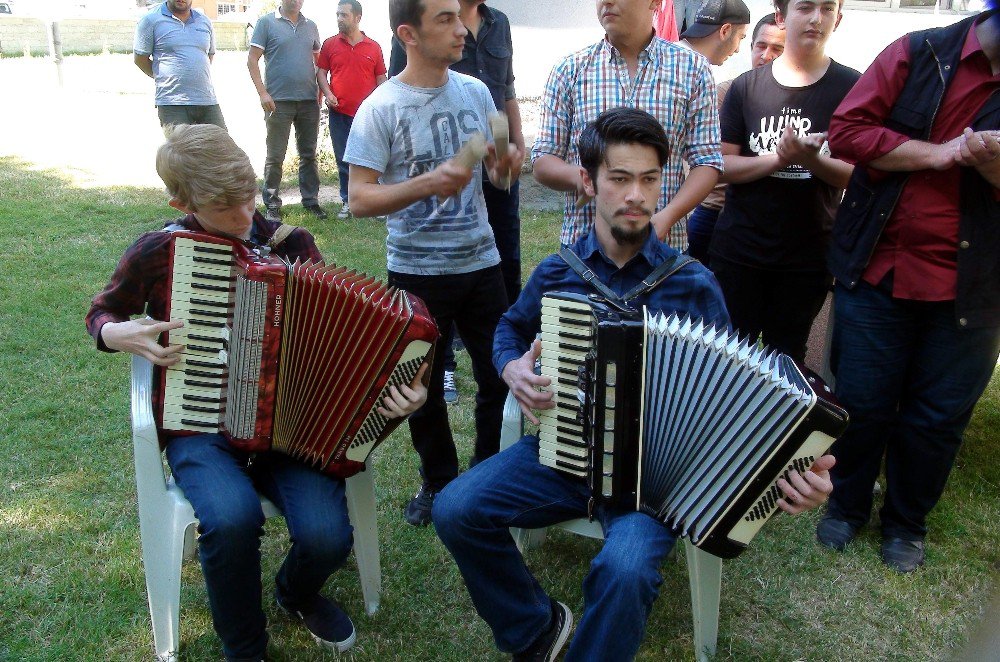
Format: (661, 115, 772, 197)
(273, 294, 282, 327)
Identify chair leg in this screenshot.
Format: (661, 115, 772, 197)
(142, 519, 193, 661)
(685, 540, 722, 662)
(346, 469, 381, 616)
(510, 526, 548, 554)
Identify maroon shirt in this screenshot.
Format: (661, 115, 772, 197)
(317, 32, 386, 118)
(829, 15, 1000, 301)
(86, 213, 322, 435)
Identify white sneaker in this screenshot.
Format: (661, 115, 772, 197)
(338, 203, 351, 219)
(443, 370, 458, 405)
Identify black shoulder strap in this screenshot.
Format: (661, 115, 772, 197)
(558, 247, 623, 305)
(559, 247, 696, 306)
(622, 254, 696, 303)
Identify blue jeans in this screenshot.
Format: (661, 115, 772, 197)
(686, 204, 719, 266)
(262, 100, 321, 209)
(165, 434, 353, 659)
(328, 110, 353, 203)
(387, 266, 509, 486)
(433, 435, 678, 659)
(828, 282, 1000, 540)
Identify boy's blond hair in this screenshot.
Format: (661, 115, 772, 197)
(156, 124, 258, 211)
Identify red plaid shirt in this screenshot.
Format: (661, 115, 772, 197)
(86, 212, 322, 436)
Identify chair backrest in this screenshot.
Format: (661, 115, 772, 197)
(131, 356, 171, 505)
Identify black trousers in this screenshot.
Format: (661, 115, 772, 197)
(711, 256, 831, 364)
(387, 266, 509, 487)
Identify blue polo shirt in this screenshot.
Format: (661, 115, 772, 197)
(134, 2, 217, 106)
(493, 229, 731, 375)
(250, 9, 321, 101)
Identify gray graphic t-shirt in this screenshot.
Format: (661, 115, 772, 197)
(345, 71, 500, 275)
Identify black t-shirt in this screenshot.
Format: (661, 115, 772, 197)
(710, 60, 861, 271)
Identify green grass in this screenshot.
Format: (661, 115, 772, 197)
(0, 156, 997, 661)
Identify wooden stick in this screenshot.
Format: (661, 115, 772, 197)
(489, 113, 510, 191)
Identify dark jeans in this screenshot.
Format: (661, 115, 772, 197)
(387, 266, 509, 487)
(712, 256, 831, 363)
(328, 109, 353, 203)
(482, 171, 522, 304)
(433, 435, 677, 659)
(157, 104, 227, 130)
(263, 100, 321, 209)
(165, 434, 353, 659)
(686, 204, 719, 266)
(827, 281, 1000, 540)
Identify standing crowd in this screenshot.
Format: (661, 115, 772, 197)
(103, 0, 999, 659)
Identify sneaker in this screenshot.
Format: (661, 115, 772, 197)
(513, 601, 573, 661)
(338, 203, 351, 220)
(304, 204, 328, 220)
(404, 482, 439, 526)
(276, 591, 356, 653)
(264, 205, 282, 222)
(443, 370, 458, 405)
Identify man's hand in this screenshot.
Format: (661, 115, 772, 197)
(776, 454, 836, 515)
(323, 91, 339, 109)
(956, 127, 1000, 168)
(501, 339, 554, 425)
(487, 142, 525, 189)
(428, 159, 475, 200)
(259, 92, 276, 113)
(377, 362, 429, 419)
(776, 127, 823, 168)
(101, 318, 185, 366)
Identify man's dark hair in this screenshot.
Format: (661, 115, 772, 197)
(339, 0, 362, 15)
(752, 12, 777, 42)
(389, 0, 423, 33)
(578, 108, 670, 188)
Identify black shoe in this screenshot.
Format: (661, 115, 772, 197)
(513, 601, 573, 662)
(816, 515, 859, 552)
(404, 483, 439, 526)
(304, 204, 328, 220)
(276, 591, 356, 653)
(881, 537, 925, 573)
(264, 205, 282, 222)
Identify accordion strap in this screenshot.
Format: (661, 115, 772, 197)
(558, 247, 696, 306)
(267, 223, 297, 250)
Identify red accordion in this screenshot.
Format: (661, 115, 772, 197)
(159, 232, 438, 478)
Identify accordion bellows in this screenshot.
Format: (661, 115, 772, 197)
(161, 232, 438, 478)
(538, 292, 849, 559)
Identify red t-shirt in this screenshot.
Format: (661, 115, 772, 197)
(317, 32, 386, 118)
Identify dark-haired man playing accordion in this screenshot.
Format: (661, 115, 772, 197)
(432, 108, 836, 661)
(86, 124, 428, 661)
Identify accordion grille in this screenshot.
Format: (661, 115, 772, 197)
(639, 312, 814, 545)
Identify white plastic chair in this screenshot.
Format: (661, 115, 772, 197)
(130, 355, 381, 662)
(500, 392, 722, 662)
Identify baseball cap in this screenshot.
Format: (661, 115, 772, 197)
(680, 0, 751, 39)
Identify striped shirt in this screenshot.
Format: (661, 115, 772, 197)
(532, 36, 723, 248)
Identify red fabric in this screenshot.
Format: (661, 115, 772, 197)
(654, 0, 679, 41)
(317, 32, 386, 118)
(829, 18, 1000, 301)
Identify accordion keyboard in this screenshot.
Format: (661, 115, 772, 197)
(161, 237, 233, 432)
(537, 296, 593, 477)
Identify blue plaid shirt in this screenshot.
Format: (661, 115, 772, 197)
(531, 35, 724, 249)
(493, 229, 730, 375)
